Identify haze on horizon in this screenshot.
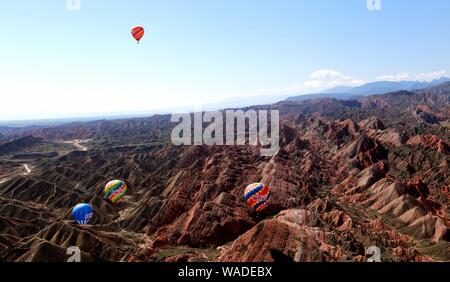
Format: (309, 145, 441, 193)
(1, 0, 450, 121)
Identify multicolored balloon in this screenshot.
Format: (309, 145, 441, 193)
(244, 183, 270, 212)
(72, 203, 93, 225)
(131, 26, 145, 44)
(104, 180, 127, 204)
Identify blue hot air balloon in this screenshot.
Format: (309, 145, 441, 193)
(72, 203, 93, 225)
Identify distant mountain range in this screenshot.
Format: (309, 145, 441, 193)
(286, 77, 450, 101)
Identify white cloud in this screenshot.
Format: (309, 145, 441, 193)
(376, 70, 448, 82)
(415, 70, 449, 81)
(376, 72, 411, 81)
(304, 69, 365, 90)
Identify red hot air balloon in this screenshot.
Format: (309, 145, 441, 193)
(131, 26, 145, 44)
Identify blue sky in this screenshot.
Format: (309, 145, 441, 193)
(0, 0, 449, 120)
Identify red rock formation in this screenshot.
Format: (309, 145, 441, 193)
(407, 135, 450, 154)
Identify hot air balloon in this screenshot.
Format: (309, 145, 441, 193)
(131, 26, 145, 44)
(104, 180, 127, 204)
(244, 183, 270, 212)
(72, 203, 93, 225)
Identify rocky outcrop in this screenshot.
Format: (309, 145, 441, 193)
(414, 108, 439, 124)
(407, 135, 450, 154)
(0, 136, 41, 156)
(335, 135, 388, 168)
(218, 209, 348, 262)
(359, 117, 386, 131)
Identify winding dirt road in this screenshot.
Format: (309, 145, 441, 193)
(62, 139, 91, 151)
(0, 164, 32, 184)
(23, 164, 32, 175)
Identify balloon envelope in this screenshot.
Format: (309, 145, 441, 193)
(244, 183, 270, 212)
(131, 26, 145, 43)
(104, 180, 127, 204)
(72, 203, 93, 225)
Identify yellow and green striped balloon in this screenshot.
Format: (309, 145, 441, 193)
(104, 180, 127, 204)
